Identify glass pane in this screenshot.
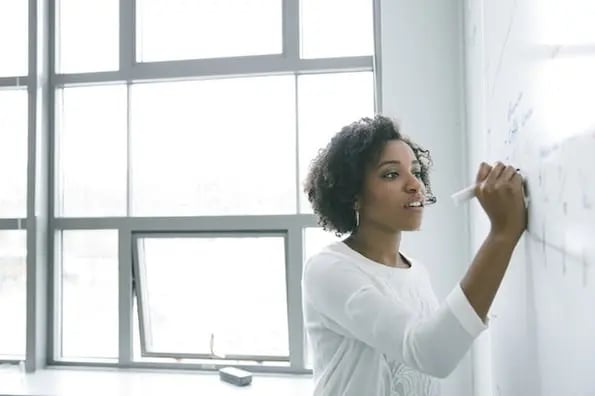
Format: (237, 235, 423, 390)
(61, 230, 118, 359)
(0, 89, 27, 218)
(58, 85, 127, 217)
(57, 0, 119, 73)
(0, 231, 27, 357)
(301, 0, 374, 59)
(137, 0, 282, 62)
(131, 76, 296, 216)
(298, 72, 375, 212)
(0, 1, 28, 76)
(136, 236, 288, 357)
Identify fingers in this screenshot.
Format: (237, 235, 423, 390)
(475, 162, 492, 183)
(477, 161, 522, 192)
(485, 162, 506, 185)
(500, 165, 518, 181)
(475, 161, 527, 238)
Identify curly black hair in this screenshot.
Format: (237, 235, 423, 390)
(303, 115, 436, 236)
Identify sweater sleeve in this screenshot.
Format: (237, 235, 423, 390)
(302, 256, 488, 379)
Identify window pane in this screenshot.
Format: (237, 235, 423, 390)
(131, 76, 296, 216)
(58, 85, 127, 217)
(60, 230, 118, 359)
(0, 231, 27, 357)
(298, 72, 375, 213)
(300, 0, 374, 59)
(0, 1, 28, 76)
(57, 0, 119, 73)
(137, 0, 282, 62)
(0, 89, 27, 218)
(135, 235, 288, 357)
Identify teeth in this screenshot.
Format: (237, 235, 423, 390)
(407, 202, 422, 207)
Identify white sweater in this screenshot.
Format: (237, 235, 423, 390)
(301, 241, 488, 396)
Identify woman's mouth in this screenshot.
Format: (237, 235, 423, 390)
(404, 200, 424, 209)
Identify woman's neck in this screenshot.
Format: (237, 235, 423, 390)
(345, 227, 407, 268)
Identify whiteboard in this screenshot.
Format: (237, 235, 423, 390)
(464, 0, 595, 395)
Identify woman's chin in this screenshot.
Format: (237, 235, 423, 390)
(399, 220, 423, 232)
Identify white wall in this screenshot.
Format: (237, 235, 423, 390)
(378, 1, 474, 395)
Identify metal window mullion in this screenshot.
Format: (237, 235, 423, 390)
(293, 75, 300, 213)
(126, 85, 132, 217)
(50, 231, 63, 364)
(372, 0, 383, 113)
(26, 0, 50, 372)
(48, 359, 311, 374)
(142, 351, 289, 361)
(53, 56, 374, 86)
(0, 219, 26, 229)
(283, 0, 300, 62)
(119, 0, 135, 367)
(25, 0, 38, 368)
(286, 225, 305, 369)
(47, 0, 58, 365)
(52, 214, 319, 231)
(120, 0, 135, 78)
(132, 233, 152, 359)
(118, 226, 134, 366)
(133, 231, 288, 239)
(0, 77, 30, 88)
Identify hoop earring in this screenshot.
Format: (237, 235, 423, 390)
(355, 210, 360, 228)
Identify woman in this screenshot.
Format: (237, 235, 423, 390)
(301, 115, 526, 395)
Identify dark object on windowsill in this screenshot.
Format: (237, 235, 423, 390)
(219, 366, 253, 387)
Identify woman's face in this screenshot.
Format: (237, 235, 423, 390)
(358, 139, 427, 232)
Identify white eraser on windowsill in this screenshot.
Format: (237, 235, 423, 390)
(219, 367, 253, 387)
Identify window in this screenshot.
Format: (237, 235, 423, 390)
(300, 0, 374, 59)
(130, 77, 296, 216)
(133, 234, 288, 360)
(0, 89, 28, 218)
(57, 85, 127, 217)
(0, 231, 27, 358)
(56, 0, 119, 73)
(0, 1, 28, 77)
(49, 0, 378, 372)
(298, 72, 375, 213)
(136, 0, 283, 62)
(59, 230, 119, 360)
(0, 0, 29, 366)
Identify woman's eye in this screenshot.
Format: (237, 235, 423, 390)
(384, 171, 422, 179)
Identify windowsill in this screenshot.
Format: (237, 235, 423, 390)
(0, 366, 314, 396)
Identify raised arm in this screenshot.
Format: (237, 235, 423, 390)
(460, 162, 527, 321)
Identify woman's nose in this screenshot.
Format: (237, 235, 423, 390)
(406, 175, 424, 193)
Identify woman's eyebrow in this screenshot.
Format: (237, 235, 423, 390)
(377, 160, 421, 168)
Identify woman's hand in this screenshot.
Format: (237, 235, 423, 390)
(474, 161, 527, 242)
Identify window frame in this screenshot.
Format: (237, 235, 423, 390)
(5, 0, 383, 374)
(131, 231, 291, 362)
